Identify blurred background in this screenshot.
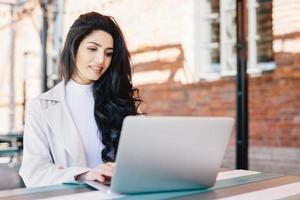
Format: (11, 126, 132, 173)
(0, 0, 299, 190)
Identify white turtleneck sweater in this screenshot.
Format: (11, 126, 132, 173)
(65, 80, 103, 168)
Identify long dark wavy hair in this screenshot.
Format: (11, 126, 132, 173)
(59, 12, 142, 162)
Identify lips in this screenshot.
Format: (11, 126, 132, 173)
(89, 65, 104, 74)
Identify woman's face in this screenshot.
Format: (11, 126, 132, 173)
(72, 30, 114, 84)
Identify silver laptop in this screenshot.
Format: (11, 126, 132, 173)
(86, 116, 234, 194)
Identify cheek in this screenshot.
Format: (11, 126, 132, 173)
(76, 55, 87, 69)
(105, 58, 112, 68)
(77, 49, 93, 65)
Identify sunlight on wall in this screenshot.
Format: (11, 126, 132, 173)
(273, 0, 300, 36)
(132, 48, 181, 65)
(130, 46, 194, 85)
(132, 70, 171, 86)
(273, 0, 300, 54)
(273, 38, 300, 53)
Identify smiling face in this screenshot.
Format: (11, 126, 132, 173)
(72, 30, 114, 85)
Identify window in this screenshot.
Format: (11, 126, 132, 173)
(195, 0, 274, 80)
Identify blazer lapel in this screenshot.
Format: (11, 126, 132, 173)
(40, 81, 87, 167)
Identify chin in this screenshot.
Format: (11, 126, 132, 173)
(86, 72, 101, 81)
(86, 70, 105, 81)
(91, 75, 102, 81)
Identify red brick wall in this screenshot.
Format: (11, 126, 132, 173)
(138, 55, 300, 148)
(139, 55, 300, 149)
(136, 0, 300, 149)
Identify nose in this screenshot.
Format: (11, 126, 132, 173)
(95, 52, 104, 65)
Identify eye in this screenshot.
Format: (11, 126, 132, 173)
(105, 51, 113, 57)
(87, 47, 97, 52)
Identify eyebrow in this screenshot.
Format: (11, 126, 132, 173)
(87, 42, 113, 50)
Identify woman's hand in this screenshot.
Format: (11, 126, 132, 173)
(76, 162, 115, 183)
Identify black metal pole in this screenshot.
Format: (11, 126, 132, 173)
(40, 0, 48, 92)
(236, 0, 249, 169)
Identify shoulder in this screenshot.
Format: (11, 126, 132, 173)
(27, 81, 65, 113)
(38, 81, 65, 102)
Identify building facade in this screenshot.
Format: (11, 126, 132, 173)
(0, 0, 299, 174)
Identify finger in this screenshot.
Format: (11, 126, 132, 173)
(102, 169, 113, 177)
(97, 166, 114, 177)
(95, 175, 106, 182)
(95, 169, 106, 182)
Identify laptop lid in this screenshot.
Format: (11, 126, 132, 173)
(111, 116, 234, 194)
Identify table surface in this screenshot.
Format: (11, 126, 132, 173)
(0, 170, 299, 200)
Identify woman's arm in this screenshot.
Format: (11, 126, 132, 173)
(19, 99, 90, 187)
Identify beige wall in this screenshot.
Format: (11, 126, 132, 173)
(0, 2, 42, 133)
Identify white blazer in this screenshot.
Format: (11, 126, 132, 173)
(19, 81, 91, 187)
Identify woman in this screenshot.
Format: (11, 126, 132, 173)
(19, 11, 142, 187)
